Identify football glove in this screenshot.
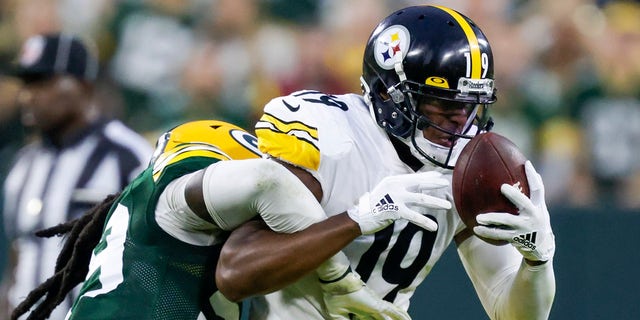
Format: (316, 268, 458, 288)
(347, 171, 451, 234)
(316, 251, 353, 287)
(320, 269, 410, 320)
(474, 161, 556, 262)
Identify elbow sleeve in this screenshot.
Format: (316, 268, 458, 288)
(202, 159, 326, 233)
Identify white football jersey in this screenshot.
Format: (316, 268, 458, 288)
(253, 90, 468, 318)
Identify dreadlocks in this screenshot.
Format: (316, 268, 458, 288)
(11, 192, 121, 320)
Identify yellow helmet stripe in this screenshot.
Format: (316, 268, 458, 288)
(152, 145, 228, 181)
(433, 5, 481, 79)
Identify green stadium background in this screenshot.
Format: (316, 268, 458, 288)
(410, 207, 640, 319)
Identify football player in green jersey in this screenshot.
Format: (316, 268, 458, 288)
(12, 120, 451, 320)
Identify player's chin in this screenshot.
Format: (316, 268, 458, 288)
(433, 136, 457, 148)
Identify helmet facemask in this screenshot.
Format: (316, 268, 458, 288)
(362, 63, 495, 169)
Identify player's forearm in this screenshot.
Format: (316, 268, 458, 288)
(457, 235, 555, 320)
(494, 259, 555, 320)
(216, 213, 360, 302)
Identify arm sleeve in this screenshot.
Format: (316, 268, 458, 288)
(457, 236, 556, 320)
(202, 158, 327, 232)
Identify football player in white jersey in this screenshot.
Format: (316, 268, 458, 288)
(218, 5, 556, 320)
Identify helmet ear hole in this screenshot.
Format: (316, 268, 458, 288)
(371, 80, 389, 101)
(378, 90, 391, 102)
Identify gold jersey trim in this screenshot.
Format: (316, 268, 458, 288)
(256, 113, 320, 170)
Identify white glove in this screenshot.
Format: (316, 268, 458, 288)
(320, 269, 411, 320)
(347, 171, 451, 234)
(474, 161, 556, 262)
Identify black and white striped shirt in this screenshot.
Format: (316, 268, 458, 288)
(2, 119, 152, 319)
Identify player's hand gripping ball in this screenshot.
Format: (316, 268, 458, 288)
(452, 132, 530, 245)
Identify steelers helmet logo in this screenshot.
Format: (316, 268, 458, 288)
(373, 25, 410, 70)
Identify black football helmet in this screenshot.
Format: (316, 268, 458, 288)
(361, 5, 496, 169)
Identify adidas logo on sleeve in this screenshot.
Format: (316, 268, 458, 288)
(371, 194, 399, 214)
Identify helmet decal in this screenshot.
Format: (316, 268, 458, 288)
(229, 128, 261, 156)
(373, 25, 410, 70)
(425, 76, 450, 89)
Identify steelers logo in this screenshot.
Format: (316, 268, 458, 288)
(374, 25, 410, 70)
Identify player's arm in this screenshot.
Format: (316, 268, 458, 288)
(216, 212, 360, 301)
(456, 234, 555, 320)
(210, 159, 359, 300)
(184, 158, 359, 305)
(210, 160, 452, 298)
(454, 161, 555, 320)
(181, 158, 353, 299)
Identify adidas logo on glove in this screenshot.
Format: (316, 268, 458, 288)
(513, 232, 537, 250)
(371, 194, 399, 214)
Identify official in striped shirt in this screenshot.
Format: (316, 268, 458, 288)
(1, 33, 152, 319)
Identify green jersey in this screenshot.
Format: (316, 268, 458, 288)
(68, 138, 257, 320)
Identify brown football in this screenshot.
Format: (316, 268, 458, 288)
(452, 132, 529, 245)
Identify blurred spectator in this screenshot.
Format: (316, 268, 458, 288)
(315, 0, 390, 94)
(511, 0, 597, 207)
(181, 0, 326, 128)
(574, 1, 640, 208)
(0, 33, 152, 319)
(58, 0, 114, 39)
(11, 0, 60, 42)
(0, 0, 60, 73)
(273, 25, 347, 100)
(0, 77, 22, 313)
(181, 0, 388, 129)
(181, 0, 263, 128)
(107, 0, 199, 133)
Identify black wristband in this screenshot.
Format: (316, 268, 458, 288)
(319, 267, 352, 284)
